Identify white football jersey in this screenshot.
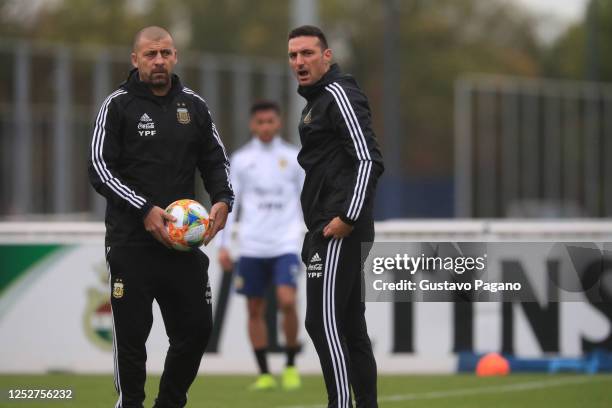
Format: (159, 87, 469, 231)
(219, 136, 304, 257)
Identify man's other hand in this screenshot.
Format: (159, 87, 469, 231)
(144, 206, 176, 248)
(323, 216, 353, 239)
(204, 201, 229, 245)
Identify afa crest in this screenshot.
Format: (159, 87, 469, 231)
(112, 279, 124, 299)
(177, 105, 191, 125)
(303, 108, 312, 124)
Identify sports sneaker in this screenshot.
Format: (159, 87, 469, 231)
(248, 373, 278, 391)
(281, 366, 301, 390)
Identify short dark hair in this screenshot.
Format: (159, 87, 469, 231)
(250, 99, 281, 116)
(133, 26, 173, 51)
(288, 25, 328, 50)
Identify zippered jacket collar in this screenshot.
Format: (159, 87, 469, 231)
(122, 68, 183, 103)
(297, 63, 351, 101)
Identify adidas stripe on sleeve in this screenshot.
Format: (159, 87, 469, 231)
(325, 82, 379, 224)
(88, 90, 152, 215)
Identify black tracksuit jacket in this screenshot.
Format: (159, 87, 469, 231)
(88, 69, 234, 247)
(297, 64, 384, 232)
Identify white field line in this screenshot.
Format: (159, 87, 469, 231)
(278, 376, 608, 408)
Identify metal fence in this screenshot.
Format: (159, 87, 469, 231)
(454, 74, 612, 218)
(0, 39, 297, 219)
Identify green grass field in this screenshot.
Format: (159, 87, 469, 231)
(0, 374, 610, 408)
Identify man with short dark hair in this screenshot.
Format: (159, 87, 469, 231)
(218, 100, 304, 391)
(287, 25, 384, 408)
(88, 26, 233, 408)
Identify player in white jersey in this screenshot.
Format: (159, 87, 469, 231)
(218, 100, 304, 391)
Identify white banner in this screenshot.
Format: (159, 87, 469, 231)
(1, 221, 611, 374)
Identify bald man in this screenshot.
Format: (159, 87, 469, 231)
(88, 26, 234, 408)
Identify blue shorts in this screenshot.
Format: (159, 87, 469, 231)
(235, 253, 300, 297)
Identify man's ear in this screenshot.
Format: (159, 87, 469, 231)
(323, 48, 333, 64)
(131, 52, 138, 69)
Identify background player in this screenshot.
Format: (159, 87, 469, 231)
(218, 100, 305, 391)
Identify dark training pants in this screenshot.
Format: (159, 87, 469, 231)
(302, 222, 378, 408)
(106, 246, 212, 408)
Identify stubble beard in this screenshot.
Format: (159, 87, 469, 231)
(148, 72, 170, 89)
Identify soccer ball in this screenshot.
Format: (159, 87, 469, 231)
(165, 199, 210, 251)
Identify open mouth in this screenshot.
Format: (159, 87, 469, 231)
(297, 69, 309, 79)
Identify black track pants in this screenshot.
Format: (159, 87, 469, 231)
(302, 222, 378, 408)
(106, 246, 212, 408)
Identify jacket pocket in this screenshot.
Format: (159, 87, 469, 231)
(302, 172, 327, 225)
(321, 169, 349, 217)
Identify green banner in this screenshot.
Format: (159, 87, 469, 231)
(0, 245, 61, 294)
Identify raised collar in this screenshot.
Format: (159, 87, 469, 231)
(297, 63, 343, 101)
(122, 68, 183, 103)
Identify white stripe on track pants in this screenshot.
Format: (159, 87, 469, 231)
(302, 222, 378, 408)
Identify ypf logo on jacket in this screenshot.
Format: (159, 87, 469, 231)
(137, 113, 156, 136)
